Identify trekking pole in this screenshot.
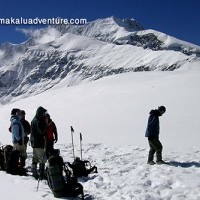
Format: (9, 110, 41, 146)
(80, 133, 83, 160)
(70, 126, 75, 160)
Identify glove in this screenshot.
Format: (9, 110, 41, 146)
(18, 139, 22, 146)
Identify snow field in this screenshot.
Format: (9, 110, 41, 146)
(0, 69, 200, 199)
(1, 143, 199, 200)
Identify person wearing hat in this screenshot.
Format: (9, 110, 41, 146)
(145, 106, 166, 165)
(10, 108, 26, 167)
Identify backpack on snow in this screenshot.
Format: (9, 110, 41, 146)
(0, 144, 26, 175)
(6, 149, 27, 176)
(0, 145, 13, 171)
(46, 151, 84, 199)
(68, 157, 98, 177)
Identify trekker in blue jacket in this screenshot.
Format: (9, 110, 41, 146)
(145, 106, 166, 165)
(10, 108, 26, 167)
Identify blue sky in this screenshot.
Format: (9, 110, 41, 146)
(0, 0, 200, 46)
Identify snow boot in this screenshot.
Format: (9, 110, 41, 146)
(147, 160, 156, 165)
(156, 160, 167, 165)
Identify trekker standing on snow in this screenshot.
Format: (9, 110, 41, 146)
(10, 108, 26, 167)
(145, 106, 166, 165)
(45, 113, 58, 158)
(30, 106, 47, 179)
(20, 110, 31, 150)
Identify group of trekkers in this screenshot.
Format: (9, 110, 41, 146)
(0, 105, 166, 198)
(6, 106, 58, 178)
(0, 106, 98, 199)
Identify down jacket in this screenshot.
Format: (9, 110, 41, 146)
(30, 106, 47, 148)
(145, 109, 161, 139)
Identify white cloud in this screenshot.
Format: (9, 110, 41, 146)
(16, 27, 42, 38)
(16, 27, 61, 44)
(37, 27, 61, 44)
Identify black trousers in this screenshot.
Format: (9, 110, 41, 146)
(148, 138, 163, 162)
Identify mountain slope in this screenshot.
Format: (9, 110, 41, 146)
(1, 69, 200, 148)
(0, 17, 200, 104)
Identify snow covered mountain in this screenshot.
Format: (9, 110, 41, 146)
(0, 16, 200, 104)
(53, 17, 200, 55)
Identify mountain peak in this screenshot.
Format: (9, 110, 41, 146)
(110, 16, 144, 31)
(52, 16, 143, 43)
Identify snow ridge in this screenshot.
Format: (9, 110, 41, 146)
(52, 16, 200, 56)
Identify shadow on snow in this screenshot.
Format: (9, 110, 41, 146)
(168, 161, 200, 168)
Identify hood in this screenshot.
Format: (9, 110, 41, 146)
(35, 106, 47, 118)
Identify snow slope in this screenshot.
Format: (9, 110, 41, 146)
(0, 66, 200, 199)
(1, 67, 200, 148)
